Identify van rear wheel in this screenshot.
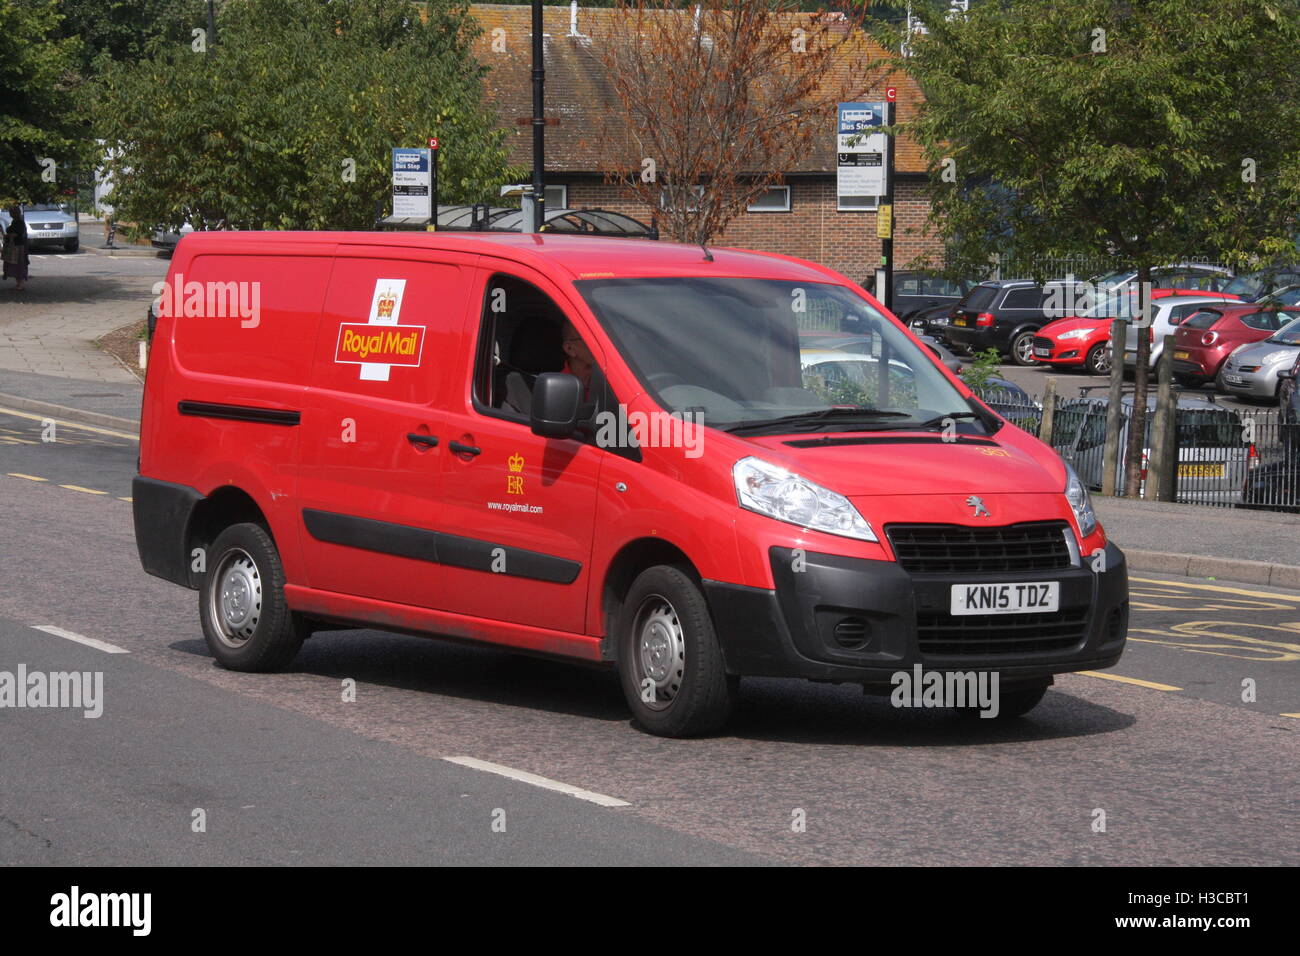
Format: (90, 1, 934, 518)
(617, 565, 737, 737)
(199, 522, 306, 671)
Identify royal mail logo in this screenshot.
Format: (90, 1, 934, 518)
(333, 278, 423, 381)
(335, 324, 424, 366)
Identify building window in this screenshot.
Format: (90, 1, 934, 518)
(838, 193, 879, 212)
(747, 186, 791, 213)
(659, 185, 705, 213)
(543, 184, 568, 210)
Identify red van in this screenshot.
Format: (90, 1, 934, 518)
(133, 232, 1128, 736)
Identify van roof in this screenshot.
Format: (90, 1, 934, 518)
(172, 230, 842, 284)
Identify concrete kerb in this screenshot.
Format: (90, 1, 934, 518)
(0, 390, 139, 435)
(1122, 548, 1300, 591)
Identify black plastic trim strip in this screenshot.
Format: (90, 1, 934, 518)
(178, 401, 301, 426)
(301, 509, 581, 584)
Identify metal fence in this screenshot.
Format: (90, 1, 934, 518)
(954, 254, 1235, 284)
(974, 386, 1300, 513)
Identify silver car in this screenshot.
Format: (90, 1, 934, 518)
(1053, 393, 1250, 504)
(1122, 294, 1237, 370)
(1218, 316, 1300, 399)
(0, 203, 79, 252)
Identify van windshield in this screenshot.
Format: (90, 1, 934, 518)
(575, 277, 979, 435)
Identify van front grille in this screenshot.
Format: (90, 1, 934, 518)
(886, 521, 1072, 574)
(916, 608, 1089, 655)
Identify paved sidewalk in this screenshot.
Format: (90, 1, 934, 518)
(0, 253, 164, 381)
(1094, 496, 1300, 588)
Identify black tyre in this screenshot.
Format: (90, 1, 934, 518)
(1009, 330, 1038, 367)
(1085, 343, 1110, 375)
(65, 239, 79, 253)
(1174, 373, 1203, 388)
(199, 522, 306, 671)
(956, 683, 1048, 719)
(616, 565, 737, 737)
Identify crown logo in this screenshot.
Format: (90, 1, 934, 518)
(507, 453, 525, 473)
(376, 290, 397, 318)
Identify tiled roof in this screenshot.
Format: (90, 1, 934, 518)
(469, 4, 928, 175)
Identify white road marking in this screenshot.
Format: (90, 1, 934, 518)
(443, 756, 630, 807)
(30, 624, 129, 655)
(0, 406, 138, 441)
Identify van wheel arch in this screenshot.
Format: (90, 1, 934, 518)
(601, 538, 698, 661)
(186, 486, 270, 587)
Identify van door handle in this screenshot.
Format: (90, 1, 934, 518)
(449, 440, 481, 456)
(406, 433, 439, 448)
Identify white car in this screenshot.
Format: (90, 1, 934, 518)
(1122, 294, 1240, 369)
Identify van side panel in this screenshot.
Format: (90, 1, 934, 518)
(139, 246, 336, 584)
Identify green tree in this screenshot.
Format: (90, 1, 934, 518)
(0, 0, 86, 202)
(57, 0, 199, 75)
(882, 0, 1300, 496)
(95, 0, 518, 232)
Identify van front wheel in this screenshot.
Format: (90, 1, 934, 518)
(199, 522, 306, 672)
(617, 565, 737, 737)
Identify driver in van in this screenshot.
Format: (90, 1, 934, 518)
(561, 320, 595, 401)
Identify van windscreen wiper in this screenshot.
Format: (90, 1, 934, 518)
(720, 407, 913, 435)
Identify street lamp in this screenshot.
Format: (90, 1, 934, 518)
(530, 0, 545, 232)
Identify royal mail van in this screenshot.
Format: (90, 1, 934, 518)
(134, 232, 1128, 736)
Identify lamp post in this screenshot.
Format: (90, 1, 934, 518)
(530, 0, 546, 233)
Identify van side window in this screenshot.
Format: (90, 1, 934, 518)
(473, 274, 616, 428)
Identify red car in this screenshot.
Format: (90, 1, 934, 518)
(1032, 289, 1198, 375)
(133, 231, 1128, 735)
(1172, 303, 1299, 388)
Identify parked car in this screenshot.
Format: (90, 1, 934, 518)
(945, 279, 1072, 366)
(801, 331, 962, 374)
(1031, 290, 1203, 375)
(1171, 305, 1300, 388)
(1220, 265, 1300, 302)
(1217, 314, 1300, 400)
(862, 271, 976, 322)
(1090, 263, 1235, 294)
(973, 376, 1041, 431)
(1121, 293, 1241, 371)
(1242, 355, 1300, 510)
(152, 222, 194, 255)
(0, 203, 79, 252)
(1053, 392, 1251, 504)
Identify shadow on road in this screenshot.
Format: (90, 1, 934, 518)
(170, 628, 1135, 744)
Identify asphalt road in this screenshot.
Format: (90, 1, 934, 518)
(1, 408, 1296, 865)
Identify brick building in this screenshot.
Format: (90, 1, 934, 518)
(468, 3, 943, 282)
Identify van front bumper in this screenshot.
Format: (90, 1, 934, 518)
(703, 543, 1127, 686)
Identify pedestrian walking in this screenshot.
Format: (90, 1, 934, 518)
(3, 204, 30, 291)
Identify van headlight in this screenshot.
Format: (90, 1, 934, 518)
(733, 456, 877, 541)
(1064, 462, 1097, 537)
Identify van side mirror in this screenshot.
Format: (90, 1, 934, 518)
(530, 372, 583, 438)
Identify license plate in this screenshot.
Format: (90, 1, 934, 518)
(1033, 347, 1051, 357)
(953, 317, 968, 326)
(1224, 374, 1244, 384)
(1174, 350, 1190, 360)
(950, 582, 1060, 615)
(1178, 462, 1225, 478)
